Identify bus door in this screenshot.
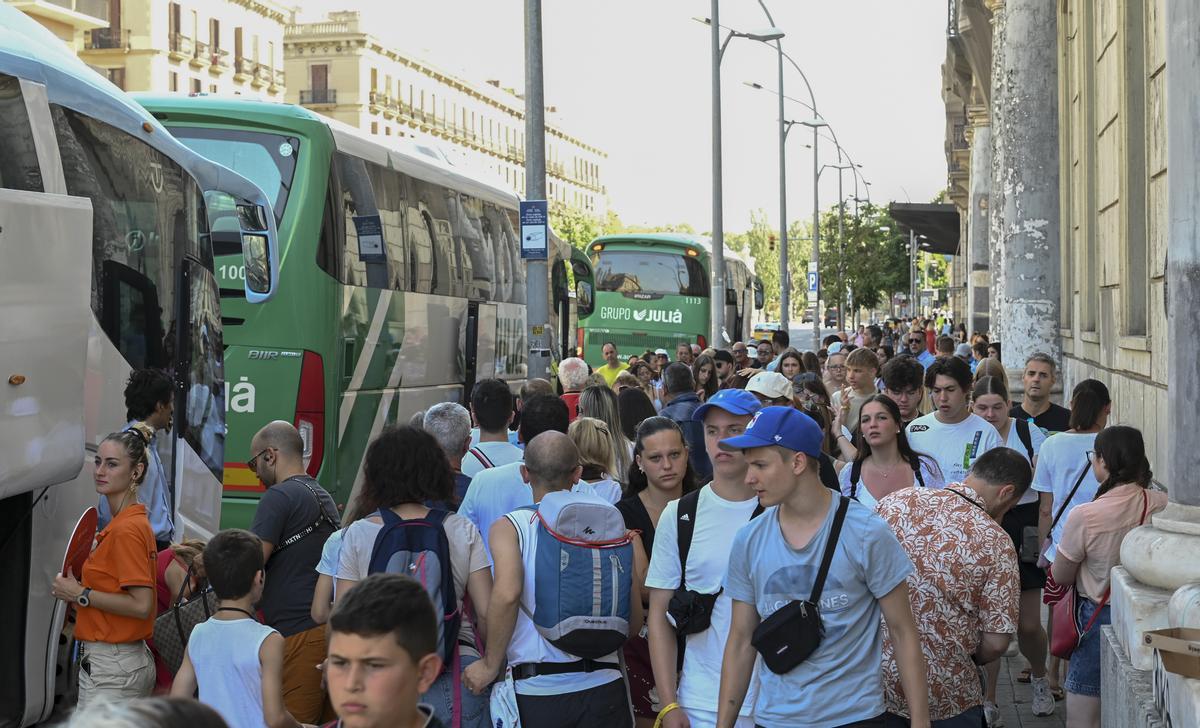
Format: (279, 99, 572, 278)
(569, 247, 594, 357)
(462, 300, 497, 405)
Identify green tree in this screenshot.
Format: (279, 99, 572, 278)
(817, 202, 911, 326)
(549, 201, 602, 251)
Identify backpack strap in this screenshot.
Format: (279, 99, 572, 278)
(848, 460, 863, 500)
(469, 447, 496, 470)
(1015, 418, 1035, 461)
(675, 490, 702, 591)
(809, 495, 851, 605)
(1049, 462, 1093, 532)
(911, 457, 927, 488)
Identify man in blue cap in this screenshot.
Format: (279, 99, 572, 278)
(646, 389, 763, 728)
(715, 407, 932, 728)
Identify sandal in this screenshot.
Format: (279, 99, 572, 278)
(1050, 685, 1065, 701)
(1017, 668, 1031, 683)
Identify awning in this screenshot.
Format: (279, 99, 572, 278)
(888, 203, 960, 255)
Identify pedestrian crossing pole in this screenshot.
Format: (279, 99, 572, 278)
(524, 0, 550, 381)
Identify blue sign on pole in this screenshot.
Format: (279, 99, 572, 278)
(807, 271, 819, 293)
(520, 200, 548, 260)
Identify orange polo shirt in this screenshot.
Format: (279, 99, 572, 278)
(75, 503, 157, 643)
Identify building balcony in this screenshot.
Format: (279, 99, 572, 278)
(233, 56, 254, 80)
(168, 32, 192, 61)
(300, 89, 336, 105)
(83, 26, 129, 50)
(190, 39, 210, 68)
(252, 63, 271, 87)
(209, 47, 230, 72)
(9, 0, 108, 31)
(270, 68, 285, 91)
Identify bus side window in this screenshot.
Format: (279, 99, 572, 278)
(454, 193, 491, 300)
(0, 75, 43, 193)
(366, 161, 410, 292)
(51, 104, 199, 370)
(315, 170, 342, 282)
(179, 259, 225, 478)
(334, 152, 387, 289)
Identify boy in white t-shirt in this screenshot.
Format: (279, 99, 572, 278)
(906, 357, 1002, 484)
(645, 389, 763, 728)
(172, 529, 304, 728)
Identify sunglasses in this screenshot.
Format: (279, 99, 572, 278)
(247, 447, 272, 471)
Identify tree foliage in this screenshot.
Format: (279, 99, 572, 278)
(817, 202, 911, 324)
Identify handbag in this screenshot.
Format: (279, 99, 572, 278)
(750, 495, 849, 675)
(152, 562, 217, 675)
(1038, 461, 1093, 571)
(1049, 490, 1148, 659)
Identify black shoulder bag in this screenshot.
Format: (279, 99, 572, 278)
(268, 476, 340, 565)
(667, 490, 764, 639)
(751, 494, 850, 675)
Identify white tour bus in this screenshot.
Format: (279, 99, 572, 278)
(0, 6, 279, 724)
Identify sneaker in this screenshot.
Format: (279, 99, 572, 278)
(984, 701, 1005, 727)
(1031, 676, 1056, 717)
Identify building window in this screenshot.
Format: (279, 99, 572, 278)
(190, 77, 201, 94)
(105, 67, 126, 90)
(371, 122, 378, 134)
(1120, 0, 1148, 336)
(169, 71, 178, 92)
(385, 126, 391, 136)
(209, 18, 220, 51)
(209, 84, 217, 93)
(168, 2, 181, 38)
(267, 41, 275, 70)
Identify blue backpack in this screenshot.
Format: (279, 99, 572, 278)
(511, 490, 635, 660)
(367, 508, 460, 671)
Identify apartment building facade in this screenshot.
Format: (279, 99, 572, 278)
(73, 0, 289, 97)
(283, 11, 607, 218)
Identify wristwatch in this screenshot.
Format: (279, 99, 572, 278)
(76, 588, 92, 607)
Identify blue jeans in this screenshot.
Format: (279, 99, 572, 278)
(1065, 598, 1110, 697)
(423, 652, 491, 728)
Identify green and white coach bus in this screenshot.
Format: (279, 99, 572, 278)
(0, 6, 281, 722)
(134, 95, 594, 527)
(579, 233, 763, 363)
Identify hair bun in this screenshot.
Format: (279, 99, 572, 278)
(126, 422, 154, 444)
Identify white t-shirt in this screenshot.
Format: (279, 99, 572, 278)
(837, 457, 946, 511)
(1004, 419, 1049, 506)
(462, 440, 524, 478)
(1031, 432, 1098, 561)
(583, 477, 623, 504)
(645, 485, 760, 719)
(905, 412, 1003, 485)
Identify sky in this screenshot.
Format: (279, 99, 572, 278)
(296, 1, 949, 233)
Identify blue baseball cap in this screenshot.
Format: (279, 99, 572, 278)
(693, 388, 762, 422)
(718, 405, 824, 457)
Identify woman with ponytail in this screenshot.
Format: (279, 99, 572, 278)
(52, 429, 158, 707)
(1050, 426, 1165, 727)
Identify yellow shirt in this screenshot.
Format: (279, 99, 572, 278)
(596, 361, 629, 387)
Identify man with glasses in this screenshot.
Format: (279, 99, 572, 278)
(881, 357, 928, 428)
(713, 349, 738, 389)
(902, 332, 936, 368)
(731, 341, 753, 371)
(755, 340, 774, 369)
(248, 420, 341, 723)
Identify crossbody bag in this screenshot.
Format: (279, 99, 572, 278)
(751, 494, 850, 675)
(270, 476, 340, 563)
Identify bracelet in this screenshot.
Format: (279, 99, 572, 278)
(653, 702, 681, 727)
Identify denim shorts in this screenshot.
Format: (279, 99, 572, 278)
(1065, 598, 1110, 697)
(424, 652, 492, 728)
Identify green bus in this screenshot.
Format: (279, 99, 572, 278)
(579, 233, 763, 363)
(135, 95, 594, 526)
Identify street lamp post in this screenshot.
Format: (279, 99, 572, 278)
(799, 119, 827, 344)
(706, 11, 784, 346)
(754, 0, 790, 333)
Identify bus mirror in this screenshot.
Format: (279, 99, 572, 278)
(577, 281, 594, 317)
(753, 280, 765, 310)
(236, 201, 279, 303)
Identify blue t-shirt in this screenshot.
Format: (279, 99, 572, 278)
(724, 494, 913, 728)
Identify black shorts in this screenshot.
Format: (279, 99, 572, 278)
(1001, 501, 1046, 591)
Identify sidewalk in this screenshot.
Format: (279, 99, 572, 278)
(991, 653, 1067, 728)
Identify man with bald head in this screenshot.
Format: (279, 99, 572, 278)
(248, 420, 340, 723)
(463, 431, 637, 726)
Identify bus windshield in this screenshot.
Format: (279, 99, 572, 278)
(593, 250, 708, 296)
(170, 126, 298, 231)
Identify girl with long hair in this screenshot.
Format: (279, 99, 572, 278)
(776, 349, 804, 380)
(1050, 426, 1165, 727)
(692, 354, 718, 402)
(628, 360, 661, 408)
(52, 429, 157, 707)
(579, 384, 634, 485)
(335, 425, 493, 728)
(568, 416, 623, 503)
(801, 350, 822, 375)
(618, 417, 697, 727)
(838, 394, 944, 510)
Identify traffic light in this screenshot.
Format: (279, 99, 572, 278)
(768, 233, 776, 252)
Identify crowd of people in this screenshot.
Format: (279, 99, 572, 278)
(53, 318, 1164, 728)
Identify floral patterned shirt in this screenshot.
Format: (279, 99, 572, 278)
(877, 484, 1020, 720)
